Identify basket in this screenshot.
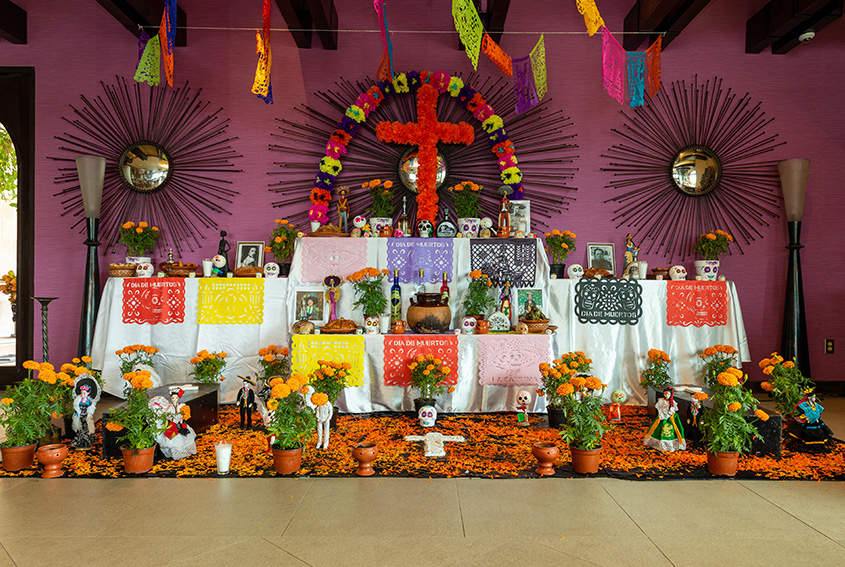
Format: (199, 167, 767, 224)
(519, 318, 549, 333)
(108, 263, 136, 278)
(166, 264, 199, 277)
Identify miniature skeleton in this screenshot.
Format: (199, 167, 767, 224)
(516, 389, 531, 425)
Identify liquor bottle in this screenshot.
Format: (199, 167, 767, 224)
(415, 268, 426, 294)
(440, 271, 450, 304)
(390, 268, 402, 324)
(398, 196, 412, 237)
(435, 208, 458, 238)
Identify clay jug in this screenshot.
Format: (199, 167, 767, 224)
(406, 293, 451, 334)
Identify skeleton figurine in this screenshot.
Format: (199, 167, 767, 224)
(515, 390, 531, 425)
(609, 390, 627, 421)
(419, 405, 437, 427)
(263, 262, 280, 278)
(669, 265, 688, 281)
(567, 264, 584, 279)
(211, 254, 228, 277)
(136, 262, 154, 277)
(417, 219, 434, 238)
(313, 394, 334, 449)
(71, 375, 101, 450)
(479, 217, 494, 238)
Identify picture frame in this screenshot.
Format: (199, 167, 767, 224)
(586, 243, 615, 275)
(516, 288, 544, 319)
(295, 289, 326, 322)
(235, 241, 264, 269)
(509, 200, 530, 235)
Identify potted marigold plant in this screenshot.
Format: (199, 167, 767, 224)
(265, 219, 298, 275)
(347, 267, 389, 328)
(556, 375, 612, 474)
(120, 221, 160, 263)
(258, 344, 290, 381)
(116, 344, 158, 375)
(408, 354, 454, 416)
(190, 350, 228, 383)
(105, 370, 161, 474)
(759, 352, 813, 419)
(700, 367, 768, 476)
(538, 351, 592, 428)
(447, 181, 483, 236)
(693, 229, 732, 280)
(462, 270, 495, 319)
(641, 349, 672, 389)
(308, 359, 355, 417)
(366, 179, 394, 236)
(266, 373, 317, 474)
(700, 344, 739, 389)
(544, 229, 576, 279)
(0, 361, 66, 472)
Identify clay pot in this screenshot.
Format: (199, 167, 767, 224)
(413, 397, 436, 415)
(706, 450, 739, 477)
(475, 319, 489, 334)
(391, 320, 406, 334)
(120, 446, 156, 474)
(532, 442, 559, 476)
(36, 443, 69, 478)
(0, 443, 37, 472)
(407, 293, 451, 334)
(549, 263, 566, 279)
(547, 406, 567, 429)
(570, 446, 602, 474)
(272, 446, 303, 475)
(351, 442, 379, 476)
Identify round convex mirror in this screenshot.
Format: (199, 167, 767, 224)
(671, 146, 721, 196)
(119, 142, 171, 193)
(398, 149, 447, 193)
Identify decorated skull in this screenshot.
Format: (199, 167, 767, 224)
(353, 215, 367, 229)
(567, 264, 584, 279)
(212, 254, 226, 269)
(517, 322, 529, 334)
(516, 390, 531, 407)
(417, 219, 434, 238)
(514, 230, 526, 238)
(461, 316, 477, 334)
(365, 315, 380, 334)
(669, 265, 688, 281)
(263, 262, 280, 278)
(418, 405, 437, 427)
(611, 390, 628, 404)
(480, 217, 494, 229)
(393, 228, 405, 238)
(135, 262, 154, 277)
(460, 218, 479, 237)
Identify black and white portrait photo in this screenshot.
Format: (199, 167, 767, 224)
(235, 241, 264, 269)
(587, 243, 615, 275)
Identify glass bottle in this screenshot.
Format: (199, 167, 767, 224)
(440, 271, 450, 304)
(435, 208, 458, 238)
(398, 196, 412, 237)
(390, 268, 402, 324)
(415, 268, 426, 295)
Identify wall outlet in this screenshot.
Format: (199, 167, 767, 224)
(825, 339, 834, 354)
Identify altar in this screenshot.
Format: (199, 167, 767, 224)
(91, 236, 749, 408)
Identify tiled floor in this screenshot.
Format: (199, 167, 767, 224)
(0, 400, 842, 566)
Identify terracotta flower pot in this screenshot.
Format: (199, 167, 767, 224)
(0, 442, 37, 472)
(706, 450, 739, 477)
(351, 442, 379, 476)
(531, 442, 559, 476)
(570, 446, 602, 474)
(120, 446, 156, 474)
(547, 406, 567, 429)
(272, 446, 303, 475)
(36, 443, 69, 478)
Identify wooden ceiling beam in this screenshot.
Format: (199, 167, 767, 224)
(305, 0, 337, 50)
(624, 0, 713, 51)
(94, 0, 187, 46)
(747, 0, 842, 54)
(486, 0, 511, 45)
(0, 0, 26, 44)
(772, 0, 843, 53)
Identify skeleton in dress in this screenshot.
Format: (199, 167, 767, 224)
(71, 375, 101, 450)
(149, 389, 197, 460)
(644, 388, 686, 452)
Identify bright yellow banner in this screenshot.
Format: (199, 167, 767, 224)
(530, 34, 547, 101)
(576, 0, 605, 36)
(292, 334, 366, 387)
(197, 279, 265, 325)
(452, 0, 484, 70)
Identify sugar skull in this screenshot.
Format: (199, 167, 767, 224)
(212, 254, 226, 269)
(135, 262, 154, 277)
(567, 264, 584, 279)
(517, 322, 529, 334)
(479, 228, 492, 238)
(669, 265, 688, 281)
(611, 390, 628, 404)
(461, 316, 477, 334)
(365, 315, 380, 334)
(350, 228, 362, 238)
(393, 228, 405, 238)
(514, 230, 526, 238)
(718, 275, 726, 281)
(263, 262, 280, 278)
(516, 390, 531, 407)
(417, 219, 434, 238)
(418, 405, 437, 427)
(480, 217, 494, 230)
(353, 215, 367, 229)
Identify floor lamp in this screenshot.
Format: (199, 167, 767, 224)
(778, 158, 811, 377)
(76, 155, 106, 359)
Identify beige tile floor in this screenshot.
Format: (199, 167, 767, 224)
(0, 400, 842, 566)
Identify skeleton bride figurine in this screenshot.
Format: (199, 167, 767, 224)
(644, 387, 686, 452)
(71, 375, 101, 450)
(149, 388, 197, 460)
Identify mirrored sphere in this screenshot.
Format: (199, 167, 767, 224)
(671, 146, 721, 196)
(119, 143, 171, 192)
(398, 150, 447, 193)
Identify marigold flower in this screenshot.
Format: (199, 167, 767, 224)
(266, 399, 279, 411)
(442, 367, 451, 374)
(537, 389, 545, 396)
(447, 386, 455, 393)
(762, 366, 774, 376)
(310, 392, 329, 406)
(271, 383, 291, 399)
(1, 397, 13, 405)
(727, 367, 743, 378)
(727, 402, 742, 412)
(717, 372, 739, 387)
(263, 354, 274, 362)
(105, 421, 124, 431)
(754, 409, 769, 421)
(584, 376, 602, 390)
(22, 360, 39, 371)
(570, 376, 586, 388)
(557, 383, 574, 396)
(693, 392, 709, 401)
(760, 381, 773, 392)
(180, 405, 191, 420)
(783, 361, 795, 369)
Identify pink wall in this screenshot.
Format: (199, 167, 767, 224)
(1, 0, 843, 382)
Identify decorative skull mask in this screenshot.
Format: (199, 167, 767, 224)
(353, 215, 367, 229)
(365, 315, 380, 334)
(263, 262, 280, 278)
(419, 405, 437, 427)
(611, 390, 628, 404)
(669, 265, 688, 281)
(567, 264, 584, 279)
(516, 390, 531, 407)
(417, 220, 433, 238)
(135, 262, 154, 277)
(461, 316, 477, 334)
(212, 254, 226, 269)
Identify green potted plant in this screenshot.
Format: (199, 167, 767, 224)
(105, 370, 162, 474)
(266, 373, 317, 474)
(265, 219, 298, 275)
(346, 267, 389, 329)
(447, 181, 483, 236)
(699, 367, 769, 476)
(539, 351, 592, 428)
(307, 359, 354, 409)
(120, 221, 160, 263)
(759, 352, 813, 419)
(556, 375, 612, 474)
(189, 349, 228, 383)
(116, 344, 159, 375)
(462, 270, 495, 318)
(543, 229, 576, 278)
(699, 344, 739, 389)
(693, 229, 732, 280)
(640, 348, 672, 389)
(258, 344, 291, 381)
(366, 179, 395, 235)
(408, 353, 454, 416)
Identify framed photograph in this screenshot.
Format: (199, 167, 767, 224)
(509, 200, 530, 235)
(295, 289, 325, 322)
(516, 289, 543, 319)
(587, 243, 615, 275)
(235, 241, 264, 269)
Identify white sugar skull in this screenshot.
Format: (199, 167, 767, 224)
(353, 215, 367, 229)
(461, 316, 477, 334)
(567, 264, 584, 279)
(514, 230, 526, 238)
(669, 265, 688, 281)
(419, 405, 437, 427)
(611, 390, 628, 403)
(263, 262, 280, 278)
(135, 262, 154, 277)
(365, 315, 380, 334)
(212, 254, 226, 268)
(527, 232, 537, 239)
(417, 219, 434, 238)
(460, 218, 479, 237)
(516, 390, 531, 407)
(480, 217, 494, 229)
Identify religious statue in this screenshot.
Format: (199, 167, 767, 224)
(644, 387, 686, 452)
(337, 186, 350, 233)
(71, 375, 101, 450)
(148, 388, 197, 460)
(499, 274, 513, 319)
(236, 377, 257, 429)
(217, 230, 231, 273)
(323, 275, 342, 322)
(623, 234, 638, 275)
(787, 389, 833, 449)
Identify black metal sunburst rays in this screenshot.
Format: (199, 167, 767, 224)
(603, 75, 785, 260)
(51, 76, 242, 253)
(268, 73, 579, 231)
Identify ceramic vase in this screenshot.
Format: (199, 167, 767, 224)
(369, 217, 392, 238)
(36, 443, 69, 478)
(351, 442, 379, 476)
(457, 217, 480, 237)
(570, 446, 602, 474)
(531, 442, 559, 476)
(706, 450, 739, 477)
(121, 445, 156, 474)
(407, 293, 451, 334)
(0, 442, 37, 472)
(272, 446, 303, 475)
(365, 315, 381, 334)
(694, 260, 720, 281)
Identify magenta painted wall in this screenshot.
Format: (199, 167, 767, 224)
(1, 0, 843, 382)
